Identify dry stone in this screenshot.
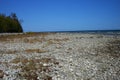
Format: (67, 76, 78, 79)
(0, 70, 4, 78)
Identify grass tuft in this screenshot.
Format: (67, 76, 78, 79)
(25, 49, 47, 53)
(18, 58, 56, 80)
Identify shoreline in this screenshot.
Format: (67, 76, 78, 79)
(0, 33, 120, 80)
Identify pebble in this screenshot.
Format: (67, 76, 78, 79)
(0, 70, 4, 78)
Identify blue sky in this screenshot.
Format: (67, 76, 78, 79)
(0, 0, 120, 32)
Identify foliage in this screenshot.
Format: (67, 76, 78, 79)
(0, 13, 23, 33)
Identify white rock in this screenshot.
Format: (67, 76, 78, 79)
(43, 63, 48, 66)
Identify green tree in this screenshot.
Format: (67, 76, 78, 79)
(0, 13, 23, 33)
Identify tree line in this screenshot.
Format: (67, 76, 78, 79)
(0, 13, 23, 33)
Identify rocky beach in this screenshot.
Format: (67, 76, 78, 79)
(0, 32, 120, 80)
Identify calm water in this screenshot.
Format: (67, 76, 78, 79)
(53, 30, 120, 35)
